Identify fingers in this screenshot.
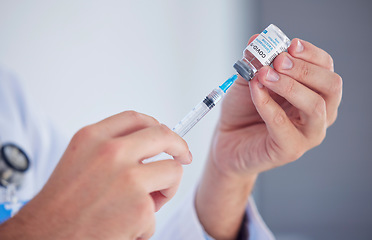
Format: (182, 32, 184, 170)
(288, 38, 334, 71)
(141, 160, 183, 193)
(273, 52, 342, 125)
(95, 111, 160, 138)
(248, 34, 259, 44)
(141, 160, 183, 211)
(112, 124, 191, 165)
(136, 208, 156, 240)
(273, 52, 342, 99)
(256, 67, 327, 140)
(248, 77, 304, 160)
(119, 160, 183, 238)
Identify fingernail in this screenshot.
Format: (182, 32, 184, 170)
(296, 39, 304, 53)
(266, 69, 280, 82)
(282, 56, 293, 70)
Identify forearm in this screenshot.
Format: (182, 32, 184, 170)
(0, 215, 31, 240)
(195, 157, 257, 240)
(0, 194, 77, 240)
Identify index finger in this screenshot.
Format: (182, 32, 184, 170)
(114, 124, 191, 165)
(95, 111, 160, 138)
(287, 38, 334, 71)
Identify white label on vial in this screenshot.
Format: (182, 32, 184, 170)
(247, 25, 289, 66)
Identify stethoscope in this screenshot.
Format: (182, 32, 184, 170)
(0, 142, 30, 189)
(0, 141, 30, 219)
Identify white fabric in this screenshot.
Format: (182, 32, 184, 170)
(0, 67, 274, 239)
(246, 197, 276, 240)
(153, 188, 275, 240)
(0, 68, 68, 202)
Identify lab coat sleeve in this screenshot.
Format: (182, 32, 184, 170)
(153, 188, 275, 240)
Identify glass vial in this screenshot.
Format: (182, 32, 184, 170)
(234, 24, 291, 81)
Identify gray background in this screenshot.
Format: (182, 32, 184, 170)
(253, 1, 372, 239)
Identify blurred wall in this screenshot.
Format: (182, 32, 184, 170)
(0, 0, 258, 233)
(256, 1, 372, 239)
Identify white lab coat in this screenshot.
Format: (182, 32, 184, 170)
(0, 67, 274, 239)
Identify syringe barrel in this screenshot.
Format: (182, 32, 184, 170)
(173, 88, 224, 137)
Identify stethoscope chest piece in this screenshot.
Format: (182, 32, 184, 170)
(0, 143, 30, 188)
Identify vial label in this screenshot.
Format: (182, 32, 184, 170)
(247, 24, 290, 66)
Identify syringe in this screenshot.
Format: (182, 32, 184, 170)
(143, 75, 237, 163)
(172, 74, 238, 137)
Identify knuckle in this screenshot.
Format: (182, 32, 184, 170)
(149, 224, 156, 238)
(284, 78, 296, 98)
(123, 167, 141, 186)
(300, 62, 311, 80)
(288, 139, 308, 162)
(293, 149, 305, 161)
(317, 129, 327, 146)
(97, 140, 123, 160)
(73, 125, 98, 142)
(158, 124, 173, 137)
(312, 97, 327, 119)
(145, 220, 156, 239)
(171, 160, 184, 176)
(329, 73, 343, 95)
(259, 95, 271, 107)
(312, 127, 327, 148)
(327, 54, 334, 71)
(125, 110, 149, 124)
(125, 110, 141, 120)
(179, 139, 190, 154)
(136, 197, 154, 222)
(273, 110, 287, 126)
(284, 142, 304, 163)
(328, 110, 338, 126)
(97, 140, 125, 166)
(306, 123, 327, 148)
(140, 213, 156, 239)
(124, 111, 159, 127)
(288, 149, 303, 162)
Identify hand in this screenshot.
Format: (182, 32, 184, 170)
(213, 37, 342, 176)
(196, 37, 342, 239)
(0, 111, 191, 240)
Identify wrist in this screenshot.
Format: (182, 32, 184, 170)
(210, 151, 258, 186)
(211, 125, 264, 178)
(0, 194, 70, 240)
(196, 157, 258, 239)
(209, 131, 259, 185)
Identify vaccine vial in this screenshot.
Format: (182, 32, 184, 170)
(234, 24, 291, 81)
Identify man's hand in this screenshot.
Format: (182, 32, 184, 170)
(0, 111, 192, 240)
(196, 37, 342, 239)
(214, 37, 341, 176)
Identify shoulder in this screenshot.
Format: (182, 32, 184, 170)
(0, 67, 38, 200)
(0, 67, 27, 125)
